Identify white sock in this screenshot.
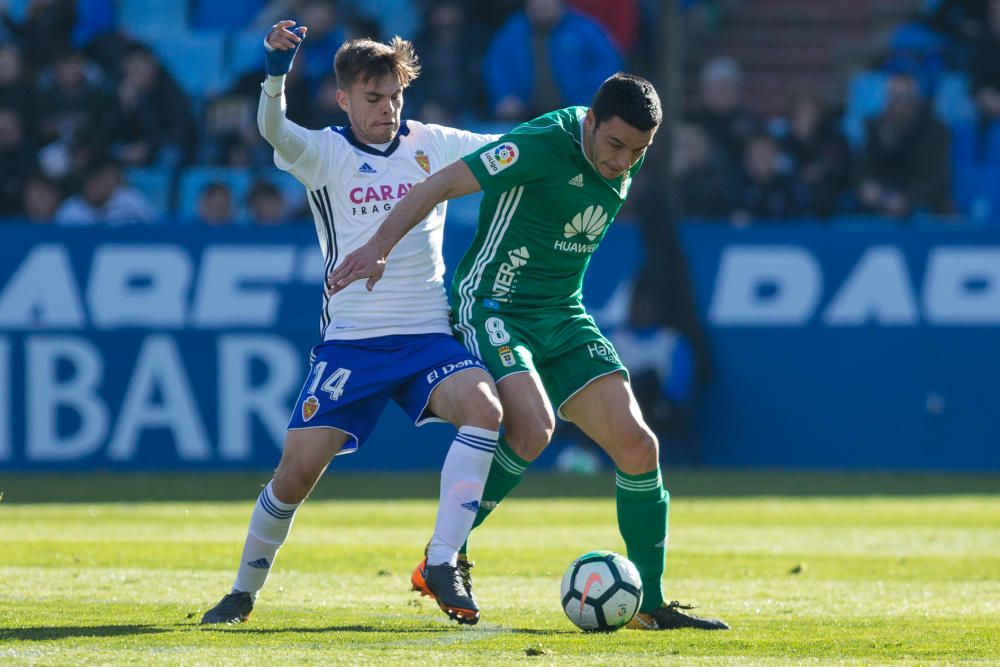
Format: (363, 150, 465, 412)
(232, 481, 300, 597)
(427, 426, 499, 567)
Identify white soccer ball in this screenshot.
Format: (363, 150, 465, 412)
(560, 550, 642, 632)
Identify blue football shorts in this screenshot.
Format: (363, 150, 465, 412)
(287, 333, 487, 455)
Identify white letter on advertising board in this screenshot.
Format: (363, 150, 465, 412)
(108, 335, 210, 461)
(824, 246, 918, 325)
(217, 335, 300, 460)
(25, 336, 108, 461)
(924, 248, 1000, 324)
(709, 247, 821, 325)
(0, 245, 85, 329)
(88, 245, 192, 328)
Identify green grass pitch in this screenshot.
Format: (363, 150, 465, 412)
(1, 470, 998, 665)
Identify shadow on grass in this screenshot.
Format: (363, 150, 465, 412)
(3, 469, 999, 503)
(200, 625, 576, 635)
(0, 625, 171, 641)
(200, 625, 455, 635)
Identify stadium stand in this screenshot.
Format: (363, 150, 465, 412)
(118, 0, 188, 39)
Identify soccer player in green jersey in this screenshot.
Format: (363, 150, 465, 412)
(327, 73, 729, 630)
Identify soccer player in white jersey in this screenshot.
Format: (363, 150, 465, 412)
(200, 21, 503, 626)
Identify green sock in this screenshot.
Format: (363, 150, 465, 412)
(616, 467, 668, 613)
(459, 435, 530, 555)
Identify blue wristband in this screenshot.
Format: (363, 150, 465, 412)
(264, 26, 306, 76)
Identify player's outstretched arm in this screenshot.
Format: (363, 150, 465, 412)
(257, 20, 309, 163)
(326, 160, 481, 294)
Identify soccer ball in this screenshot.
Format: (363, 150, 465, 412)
(560, 550, 642, 631)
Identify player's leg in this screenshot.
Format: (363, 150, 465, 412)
(403, 366, 501, 623)
(203, 340, 387, 625)
(232, 428, 349, 594)
(560, 371, 664, 607)
(201, 427, 348, 624)
(454, 313, 557, 538)
(476, 370, 557, 524)
(561, 372, 728, 630)
(423, 367, 502, 567)
(409, 369, 554, 621)
(393, 336, 504, 623)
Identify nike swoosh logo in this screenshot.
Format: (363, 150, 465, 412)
(579, 572, 603, 613)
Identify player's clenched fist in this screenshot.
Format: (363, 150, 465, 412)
(264, 20, 307, 76)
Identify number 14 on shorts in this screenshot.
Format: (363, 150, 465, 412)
(307, 361, 352, 401)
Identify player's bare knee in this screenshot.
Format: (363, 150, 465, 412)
(271, 463, 315, 504)
(506, 419, 554, 461)
(618, 430, 659, 474)
(458, 388, 503, 431)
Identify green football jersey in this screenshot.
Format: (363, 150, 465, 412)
(451, 106, 644, 316)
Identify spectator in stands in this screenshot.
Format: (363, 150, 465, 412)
(969, 0, 1000, 135)
(729, 133, 806, 225)
(209, 63, 313, 168)
(567, 0, 638, 55)
(81, 23, 143, 79)
(857, 70, 953, 219)
(54, 158, 157, 225)
(777, 87, 850, 219)
(0, 107, 35, 217)
(72, 0, 115, 46)
(304, 72, 349, 128)
(469, 0, 524, 35)
(669, 122, 730, 219)
(946, 0, 1000, 220)
(110, 44, 195, 167)
(295, 1, 347, 85)
(1, 0, 76, 70)
(686, 56, 762, 169)
(927, 0, 990, 46)
(253, 0, 310, 31)
(33, 49, 113, 179)
(483, 0, 622, 121)
(195, 181, 236, 226)
(411, 0, 488, 123)
(247, 181, 288, 225)
(340, 0, 420, 42)
(20, 173, 62, 223)
(0, 43, 31, 117)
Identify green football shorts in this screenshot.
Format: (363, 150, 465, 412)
(454, 305, 628, 419)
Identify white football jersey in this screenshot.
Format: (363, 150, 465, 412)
(275, 120, 498, 341)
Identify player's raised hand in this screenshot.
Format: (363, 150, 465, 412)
(264, 21, 307, 76)
(325, 242, 387, 295)
(266, 20, 307, 50)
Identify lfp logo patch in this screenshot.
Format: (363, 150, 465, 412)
(480, 142, 519, 174)
(495, 144, 517, 165)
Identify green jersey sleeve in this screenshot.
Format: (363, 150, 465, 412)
(462, 128, 560, 193)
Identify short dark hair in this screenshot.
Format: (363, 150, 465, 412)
(334, 36, 421, 90)
(248, 181, 281, 202)
(591, 73, 662, 131)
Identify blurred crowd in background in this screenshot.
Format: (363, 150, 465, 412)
(3, 0, 998, 228)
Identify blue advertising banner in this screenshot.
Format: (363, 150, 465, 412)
(2, 221, 998, 471)
(0, 222, 636, 471)
(680, 223, 1000, 470)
